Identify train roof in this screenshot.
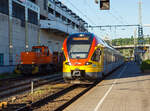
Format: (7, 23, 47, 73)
(93, 34, 122, 55)
(68, 32, 94, 37)
(68, 32, 123, 56)
(68, 32, 112, 48)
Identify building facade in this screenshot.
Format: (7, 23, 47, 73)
(0, 0, 88, 73)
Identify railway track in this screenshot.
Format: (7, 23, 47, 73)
(0, 65, 124, 110)
(0, 81, 98, 111)
(0, 74, 63, 100)
(14, 82, 98, 111)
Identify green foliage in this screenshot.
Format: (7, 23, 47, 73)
(112, 37, 134, 46)
(112, 37, 150, 57)
(112, 37, 150, 46)
(0, 73, 20, 80)
(140, 60, 150, 71)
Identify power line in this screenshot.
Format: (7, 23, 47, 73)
(64, 0, 96, 25)
(108, 11, 125, 25)
(85, 0, 104, 25)
(110, 7, 129, 25)
(88, 24, 139, 28)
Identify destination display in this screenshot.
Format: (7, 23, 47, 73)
(73, 37, 89, 40)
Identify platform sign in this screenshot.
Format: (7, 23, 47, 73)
(95, 0, 99, 4)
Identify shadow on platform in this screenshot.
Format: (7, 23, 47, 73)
(99, 61, 150, 86)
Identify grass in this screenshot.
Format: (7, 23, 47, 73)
(0, 72, 21, 80)
(140, 59, 150, 71)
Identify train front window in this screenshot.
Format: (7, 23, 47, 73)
(67, 34, 93, 59)
(69, 44, 91, 59)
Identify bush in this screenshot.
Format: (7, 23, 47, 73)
(140, 60, 150, 71)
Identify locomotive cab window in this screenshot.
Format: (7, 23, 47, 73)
(44, 48, 49, 56)
(47, 50, 50, 56)
(32, 48, 42, 53)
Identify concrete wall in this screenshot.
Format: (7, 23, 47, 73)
(40, 30, 65, 53)
(0, 13, 39, 66)
(0, 13, 9, 65)
(0, 66, 15, 73)
(12, 19, 39, 65)
(36, 0, 48, 18)
(28, 23, 39, 48)
(0, 12, 65, 73)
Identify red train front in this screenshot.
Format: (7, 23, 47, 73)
(62, 33, 104, 83)
(62, 32, 124, 83)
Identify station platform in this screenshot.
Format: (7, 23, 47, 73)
(64, 62, 150, 111)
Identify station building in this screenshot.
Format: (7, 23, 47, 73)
(0, 0, 88, 73)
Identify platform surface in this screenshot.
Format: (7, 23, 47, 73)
(64, 62, 150, 111)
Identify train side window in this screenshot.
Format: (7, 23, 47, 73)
(91, 48, 101, 62)
(91, 51, 96, 61)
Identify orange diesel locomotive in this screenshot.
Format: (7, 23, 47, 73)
(62, 33, 124, 83)
(15, 45, 63, 75)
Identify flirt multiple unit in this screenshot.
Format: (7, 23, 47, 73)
(62, 33, 124, 83)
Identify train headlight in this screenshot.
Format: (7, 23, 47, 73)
(65, 62, 71, 65)
(85, 62, 92, 65)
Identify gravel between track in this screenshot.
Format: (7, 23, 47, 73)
(1, 82, 71, 111)
(33, 85, 88, 111)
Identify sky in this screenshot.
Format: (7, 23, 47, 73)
(61, 0, 150, 40)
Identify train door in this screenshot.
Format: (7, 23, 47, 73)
(99, 47, 104, 73)
(103, 48, 108, 75)
(93, 47, 102, 78)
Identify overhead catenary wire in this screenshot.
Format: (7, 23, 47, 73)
(64, 0, 96, 25)
(85, 0, 104, 25)
(63, 0, 132, 39)
(108, 11, 125, 25)
(86, 0, 128, 37)
(84, 0, 114, 37)
(110, 7, 129, 25)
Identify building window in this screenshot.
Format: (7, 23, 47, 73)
(0, 54, 4, 65)
(62, 16, 66, 22)
(44, 0, 47, 10)
(29, 0, 36, 3)
(48, 7, 54, 14)
(40, 15, 46, 20)
(0, 0, 9, 15)
(12, 2, 25, 21)
(55, 11, 61, 18)
(72, 22, 75, 29)
(67, 19, 71, 24)
(28, 9, 38, 25)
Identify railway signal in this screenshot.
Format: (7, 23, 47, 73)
(95, 0, 99, 4)
(100, 0, 110, 10)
